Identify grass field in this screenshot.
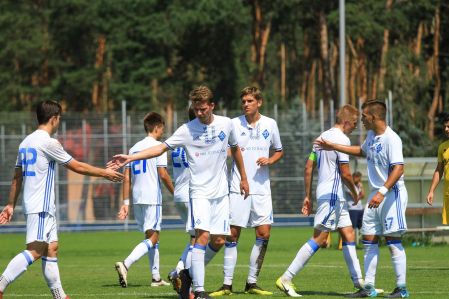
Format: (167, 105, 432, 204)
(1, 227, 449, 298)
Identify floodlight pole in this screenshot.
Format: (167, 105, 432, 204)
(339, 0, 346, 107)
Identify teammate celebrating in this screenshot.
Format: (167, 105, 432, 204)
(316, 100, 409, 298)
(108, 85, 249, 299)
(0, 100, 123, 299)
(210, 86, 283, 296)
(114, 112, 174, 288)
(276, 104, 363, 297)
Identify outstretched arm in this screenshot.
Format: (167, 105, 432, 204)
(0, 168, 23, 224)
(427, 162, 443, 206)
(65, 159, 123, 182)
(108, 143, 168, 170)
(230, 146, 249, 198)
(314, 138, 364, 157)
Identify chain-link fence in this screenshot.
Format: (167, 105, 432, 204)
(0, 101, 443, 231)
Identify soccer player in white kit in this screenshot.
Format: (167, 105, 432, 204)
(114, 112, 174, 288)
(276, 105, 363, 297)
(209, 86, 283, 296)
(316, 100, 409, 298)
(108, 86, 249, 299)
(0, 101, 123, 299)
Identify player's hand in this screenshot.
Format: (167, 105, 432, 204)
(313, 137, 335, 151)
(103, 168, 124, 183)
(256, 157, 271, 166)
(426, 192, 433, 206)
(302, 197, 312, 216)
(107, 154, 131, 170)
(0, 204, 14, 224)
(368, 192, 384, 208)
(240, 178, 250, 199)
(117, 205, 129, 220)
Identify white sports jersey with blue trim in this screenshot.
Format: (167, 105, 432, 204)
(126, 136, 167, 205)
(315, 127, 350, 201)
(361, 126, 404, 190)
(15, 130, 72, 216)
(165, 115, 237, 199)
(229, 115, 282, 195)
(171, 147, 190, 203)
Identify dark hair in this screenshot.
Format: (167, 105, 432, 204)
(361, 100, 386, 120)
(240, 86, 263, 101)
(36, 100, 62, 125)
(189, 85, 214, 104)
(188, 106, 196, 121)
(440, 113, 449, 124)
(143, 112, 165, 133)
(353, 171, 362, 177)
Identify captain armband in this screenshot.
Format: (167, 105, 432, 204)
(308, 151, 317, 162)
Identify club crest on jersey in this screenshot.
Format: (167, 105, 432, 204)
(218, 131, 226, 141)
(241, 132, 246, 136)
(262, 129, 269, 139)
(193, 135, 201, 141)
(375, 143, 382, 153)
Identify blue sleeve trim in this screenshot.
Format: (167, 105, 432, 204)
(61, 157, 73, 165)
(229, 143, 238, 148)
(164, 142, 174, 150)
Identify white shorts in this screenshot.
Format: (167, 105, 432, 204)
(188, 195, 230, 235)
(362, 186, 408, 236)
(229, 192, 273, 228)
(175, 202, 195, 237)
(134, 204, 162, 232)
(25, 212, 58, 244)
(314, 198, 352, 231)
(174, 189, 189, 204)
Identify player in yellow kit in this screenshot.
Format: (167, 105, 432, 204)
(427, 114, 449, 225)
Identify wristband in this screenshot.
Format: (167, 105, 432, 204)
(123, 199, 130, 206)
(378, 186, 388, 196)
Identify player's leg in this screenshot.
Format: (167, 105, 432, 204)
(443, 189, 449, 225)
(337, 202, 363, 289)
(0, 213, 48, 295)
(383, 188, 409, 298)
(43, 241, 69, 299)
(148, 231, 169, 286)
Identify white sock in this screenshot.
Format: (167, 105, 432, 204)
(148, 242, 160, 281)
(342, 241, 363, 287)
(185, 245, 193, 270)
(387, 240, 407, 287)
(363, 240, 379, 287)
(204, 243, 219, 266)
(223, 242, 238, 286)
(124, 239, 153, 269)
(178, 243, 191, 272)
(1, 250, 35, 291)
(191, 244, 206, 292)
(283, 239, 319, 281)
(42, 257, 67, 299)
(247, 238, 269, 284)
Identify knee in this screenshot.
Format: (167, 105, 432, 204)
(256, 232, 270, 240)
(210, 236, 226, 250)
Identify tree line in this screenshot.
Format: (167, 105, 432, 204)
(0, 0, 448, 155)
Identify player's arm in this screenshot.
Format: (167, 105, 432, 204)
(339, 163, 359, 205)
(256, 150, 283, 166)
(230, 146, 249, 198)
(368, 164, 404, 208)
(65, 159, 123, 182)
(427, 162, 443, 206)
(302, 152, 316, 216)
(314, 138, 364, 157)
(358, 182, 365, 200)
(117, 168, 131, 220)
(0, 168, 23, 224)
(158, 167, 174, 195)
(108, 143, 168, 170)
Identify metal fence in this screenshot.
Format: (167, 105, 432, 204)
(0, 101, 443, 231)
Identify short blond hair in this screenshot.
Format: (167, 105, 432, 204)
(336, 104, 359, 124)
(189, 85, 214, 104)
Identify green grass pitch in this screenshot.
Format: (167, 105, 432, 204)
(1, 227, 449, 298)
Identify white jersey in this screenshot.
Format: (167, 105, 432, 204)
(361, 126, 405, 190)
(315, 127, 350, 201)
(345, 183, 364, 210)
(15, 129, 72, 216)
(229, 115, 282, 195)
(126, 136, 167, 205)
(165, 115, 237, 199)
(171, 147, 190, 203)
